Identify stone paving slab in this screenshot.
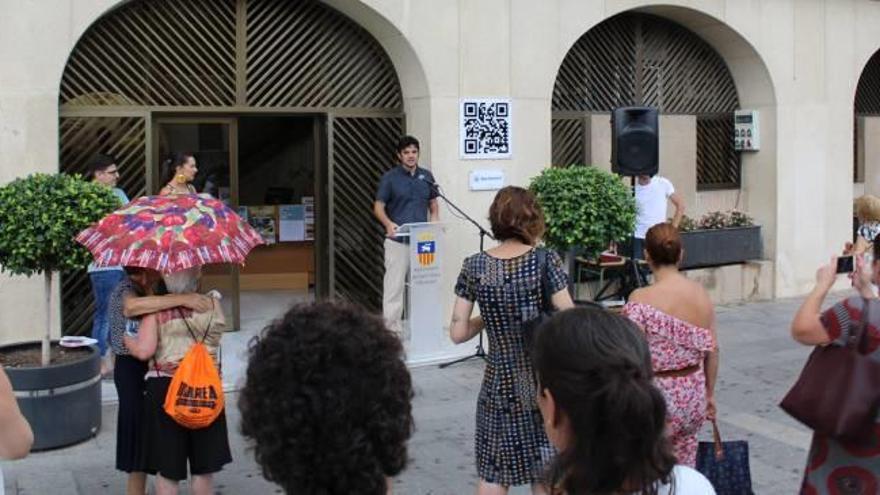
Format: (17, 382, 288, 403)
(2, 295, 832, 494)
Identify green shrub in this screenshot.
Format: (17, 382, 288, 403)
(0, 173, 120, 365)
(529, 166, 636, 258)
(0, 173, 120, 276)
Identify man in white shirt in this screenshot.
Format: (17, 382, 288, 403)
(632, 174, 685, 259)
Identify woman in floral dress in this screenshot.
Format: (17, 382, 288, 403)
(450, 186, 574, 495)
(791, 248, 880, 494)
(622, 223, 719, 466)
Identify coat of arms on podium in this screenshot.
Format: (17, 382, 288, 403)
(416, 238, 436, 267)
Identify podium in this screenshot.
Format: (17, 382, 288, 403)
(396, 222, 446, 363)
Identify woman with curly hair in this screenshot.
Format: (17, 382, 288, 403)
(450, 186, 574, 494)
(532, 307, 715, 494)
(239, 301, 414, 495)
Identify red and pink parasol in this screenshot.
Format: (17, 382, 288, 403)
(76, 194, 263, 274)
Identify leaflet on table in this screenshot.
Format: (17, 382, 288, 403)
(278, 204, 306, 242)
(247, 205, 276, 244)
(302, 196, 315, 240)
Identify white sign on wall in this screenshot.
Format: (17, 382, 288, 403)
(460, 98, 512, 160)
(468, 169, 505, 191)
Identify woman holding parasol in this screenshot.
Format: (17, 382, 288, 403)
(78, 194, 261, 495)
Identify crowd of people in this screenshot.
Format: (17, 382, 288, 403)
(2, 142, 871, 494)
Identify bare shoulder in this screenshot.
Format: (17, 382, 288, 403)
(683, 278, 715, 324)
(628, 286, 650, 304)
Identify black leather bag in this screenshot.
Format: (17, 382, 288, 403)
(522, 248, 555, 345)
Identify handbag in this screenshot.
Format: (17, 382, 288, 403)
(779, 297, 880, 442)
(695, 420, 754, 495)
(522, 248, 555, 345)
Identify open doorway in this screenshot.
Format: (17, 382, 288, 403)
(155, 115, 324, 331)
(237, 116, 319, 330)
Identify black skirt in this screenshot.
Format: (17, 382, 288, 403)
(141, 377, 232, 481)
(113, 354, 149, 473)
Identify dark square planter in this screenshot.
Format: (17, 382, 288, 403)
(680, 226, 762, 269)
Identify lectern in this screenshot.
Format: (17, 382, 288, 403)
(395, 222, 445, 361)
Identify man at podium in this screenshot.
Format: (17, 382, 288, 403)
(373, 135, 439, 336)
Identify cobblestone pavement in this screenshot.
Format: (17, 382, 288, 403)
(2, 296, 820, 494)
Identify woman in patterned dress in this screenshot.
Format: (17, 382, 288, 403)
(791, 246, 880, 494)
(848, 195, 880, 264)
(450, 186, 574, 495)
(622, 223, 719, 466)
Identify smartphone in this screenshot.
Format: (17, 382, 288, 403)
(836, 255, 854, 274)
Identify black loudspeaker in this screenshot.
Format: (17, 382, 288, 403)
(611, 106, 659, 176)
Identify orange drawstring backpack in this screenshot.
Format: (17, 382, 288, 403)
(161, 302, 224, 429)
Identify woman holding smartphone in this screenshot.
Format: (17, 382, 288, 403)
(790, 245, 880, 493)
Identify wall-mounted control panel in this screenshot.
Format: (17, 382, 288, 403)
(734, 110, 759, 151)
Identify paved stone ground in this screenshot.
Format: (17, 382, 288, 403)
(2, 296, 822, 494)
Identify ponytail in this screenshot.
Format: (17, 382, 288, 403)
(533, 308, 676, 495)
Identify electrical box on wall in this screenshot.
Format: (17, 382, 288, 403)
(734, 110, 760, 151)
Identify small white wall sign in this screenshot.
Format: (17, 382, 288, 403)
(468, 169, 505, 191)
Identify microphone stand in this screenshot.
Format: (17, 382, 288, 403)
(622, 175, 645, 298)
(421, 177, 491, 368)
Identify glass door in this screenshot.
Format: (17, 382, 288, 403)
(154, 118, 241, 330)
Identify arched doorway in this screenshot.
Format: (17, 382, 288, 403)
(59, 0, 404, 332)
(551, 12, 741, 191)
(855, 49, 880, 194)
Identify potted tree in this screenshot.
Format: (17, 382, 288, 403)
(0, 173, 120, 449)
(679, 210, 762, 269)
(529, 166, 636, 276)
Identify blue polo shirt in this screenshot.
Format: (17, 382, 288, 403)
(376, 165, 438, 242)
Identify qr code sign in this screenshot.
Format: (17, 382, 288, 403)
(460, 98, 512, 159)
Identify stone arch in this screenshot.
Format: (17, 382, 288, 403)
(854, 48, 880, 194)
(552, 4, 778, 290)
(552, 11, 741, 190)
(57, 0, 430, 332)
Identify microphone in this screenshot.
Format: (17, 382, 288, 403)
(417, 174, 439, 190)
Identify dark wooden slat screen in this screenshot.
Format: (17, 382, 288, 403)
(856, 50, 880, 115)
(59, 0, 405, 328)
(855, 49, 880, 182)
(331, 116, 404, 312)
(552, 13, 740, 189)
(61, 0, 237, 107)
(697, 114, 739, 189)
(59, 117, 147, 336)
(551, 118, 585, 167)
(245, 0, 402, 109)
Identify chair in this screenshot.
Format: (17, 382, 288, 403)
(574, 253, 649, 302)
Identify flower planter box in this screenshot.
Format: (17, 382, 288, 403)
(680, 226, 762, 269)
